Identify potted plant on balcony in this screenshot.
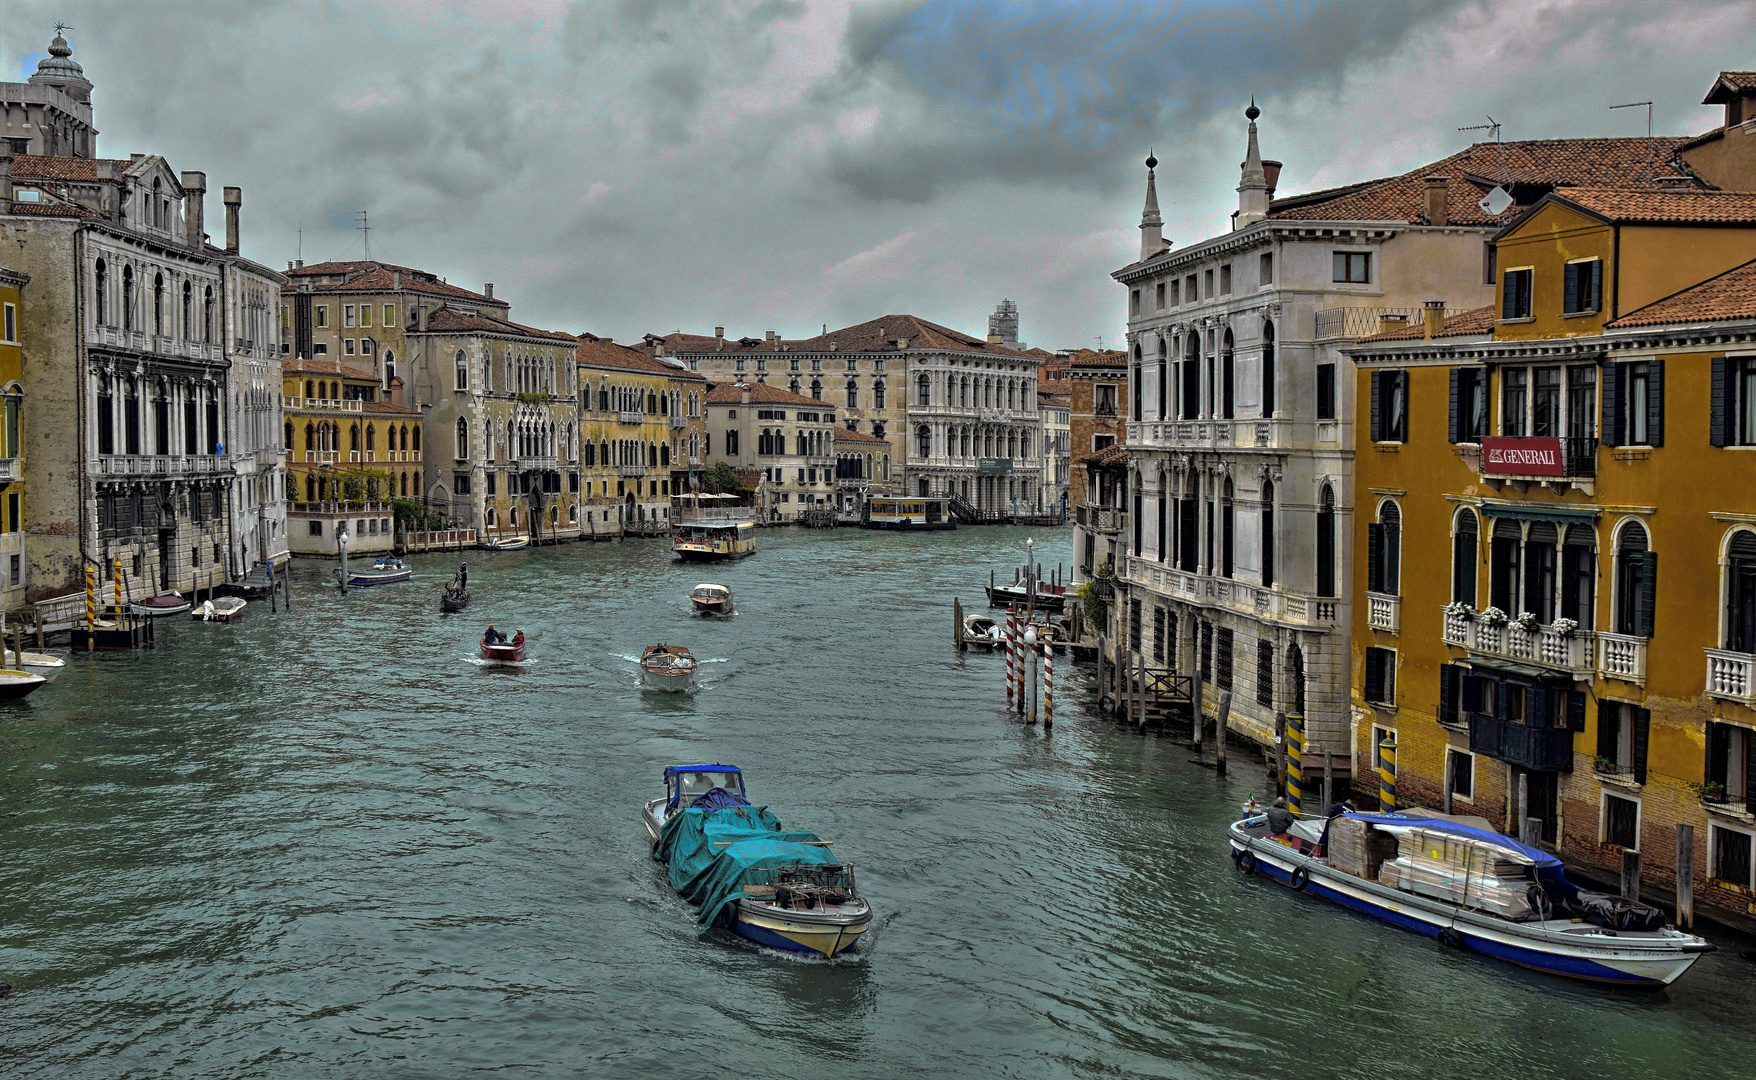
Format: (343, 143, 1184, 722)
(1514, 610, 1539, 632)
(1551, 617, 1579, 637)
(1443, 601, 1476, 619)
(1689, 780, 1729, 804)
(1479, 606, 1508, 626)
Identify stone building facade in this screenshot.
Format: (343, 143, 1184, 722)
(281, 358, 420, 555)
(0, 264, 26, 610)
(704, 381, 842, 520)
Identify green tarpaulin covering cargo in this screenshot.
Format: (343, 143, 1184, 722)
(656, 803, 840, 928)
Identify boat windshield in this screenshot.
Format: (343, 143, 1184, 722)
(671, 769, 744, 803)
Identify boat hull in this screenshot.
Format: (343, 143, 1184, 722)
(674, 546, 755, 561)
(1227, 822, 1708, 986)
(191, 599, 246, 622)
(861, 519, 955, 531)
(0, 670, 49, 699)
(481, 643, 525, 664)
(642, 667, 695, 692)
(440, 591, 470, 612)
(691, 598, 732, 615)
(345, 570, 411, 586)
(730, 899, 870, 958)
(131, 595, 192, 617)
(984, 585, 1066, 612)
(481, 536, 529, 551)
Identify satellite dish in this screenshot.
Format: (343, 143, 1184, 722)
(1479, 186, 1513, 216)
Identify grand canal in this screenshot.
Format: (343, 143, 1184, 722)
(2, 529, 1754, 1078)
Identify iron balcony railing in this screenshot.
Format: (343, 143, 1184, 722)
(1314, 306, 1462, 341)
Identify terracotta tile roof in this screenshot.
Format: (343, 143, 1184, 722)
(363, 400, 421, 416)
(576, 335, 706, 381)
(6, 199, 98, 218)
(414, 307, 576, 343)
(1356, 305, 1497, 343)
(9, 154, 128, 181)
(1080, 443, 1130, 467)
(1268, 137, 1696, 227)
(1547, 188, 1756, 226)
(704, 381, 834, 408)
(282, 357, 379, 378)
(790, 314, 1038, 359)
(834, 426, 890, 445)
(1070, 350, 1127, 369)
(1607, 257, 1756, 328)
(637, 331, 805, 356)
(286, 261, 508, 308)
(1704, 72, 1756, 103)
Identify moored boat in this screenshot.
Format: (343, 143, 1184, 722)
(130, 592, 192, 617)
(18, 652, 65, 675)
(690, 583, 733, 615)
(643, 764, 871, 958)
(340, 557, 412, 587)
(0, 669, 49, 699)
(1227, 810, 1714, 986)
(984, 578, 1067, 612)
(191, 596, 247, 622)
(640, 643, 697, 691)
(963, 613, 1071, 651)
(481, 533, 529, 551)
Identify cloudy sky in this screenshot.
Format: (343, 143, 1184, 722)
(7, 0, 1754, 349)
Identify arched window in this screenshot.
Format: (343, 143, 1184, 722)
(917, 373, 931, 407)
(873, 380, 886, 409)
(122, 265, 134, 330)
(1131, 349, 1142, 422)
(456, 417, 469, 460)
(1221, 478, 1235, 578)
(872, 421, 885, 440)
(1316, 484, 1338, 597)
(1491, 518, 1524, 614)
(1181, 333, 1199, 420)
(917, 425, 931, 457)
(455, 350, 469, 391)
(401, 472, 409, 496)
(1452, 508, 1478, 605)
(305, 380, 314, 400)
(350, 425, 360, 453)
(153, 273, 164, 335)
(1727, 530, 1756, 652)
(95, 259, 108, 324)
(660, 443, 670, 466)
(1561, 523, 1595, 624)
(811, 378, 822, 401)
(182, 281, 192, 337)
(846, 379, 859, 409)
(1261, 481, 1276, 587)
(305, 423, 315, 452)
(305, 474, 316, 502)
(1261, 320, 1277, 417)
(1524, 522, 1558, 623)
(284, 421, 294, 450)
(1369, 500, 1399, 595)
(203, 285, 214, 342)
(366, 425, 375, 453)
(1221, 328, 1236, 419)
(1615, 520, 1652, 636)
(960, 376, 970, 408)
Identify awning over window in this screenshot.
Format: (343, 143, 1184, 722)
(1477, 499, 1599, 526)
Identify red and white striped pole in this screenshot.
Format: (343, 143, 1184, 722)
(1043, 639, 1054, 729)
(1004, 605, 1016, 704)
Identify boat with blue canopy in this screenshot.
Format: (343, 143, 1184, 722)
(643, 764, 870, 958)
(1228, 809, 1714, 986)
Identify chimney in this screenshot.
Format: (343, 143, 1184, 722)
(715, 326, 724, 352)
(295, 258, 303, 269)
(391, 270, 400, 290)
(1423, 299, 1446, 340)
(1424, 175, 1449, 227)
(1652, 174, 1694, 190)
(1262, 160, 1282, 201)
(0, 141, 13, 214)
(1379, 313, 1409, 333)
(484, 283, 494, 299)
(286, 261, 294, 271)
(181, 171, 207, 249)
(222, 186, 241, 254)
(987, 334, 1003, 344)
(416, 304, 428, 332)
(741, 386, 752, 406)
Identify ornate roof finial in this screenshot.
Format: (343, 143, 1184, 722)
(1245, 96, 1260, 122)
(1145, 148, 1158, 171)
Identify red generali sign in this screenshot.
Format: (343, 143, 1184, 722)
(1482, 436, 1565, 477)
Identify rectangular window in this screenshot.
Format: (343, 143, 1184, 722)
(1256, 638, 1273, 707)
(1562, 258, 1603, 315)
(1316, 364, 1336, 420)
(1501, 367, 1528, 437)
(1605, 359, 1662, 448)
(1220, 264, 1232, 294)
(5, 491, 16, 534)
(343, 338, 355, 356)
(1152, 607, 1166, 663)
(312, 343, 328, 355)
(485, 472, 496, 495)
(1216, 627, 1233, 691)
(308, 520, 323, 536)
(1170, 279, 1180, 306)
(315, 305, 329, 329)
(359, 304, 371, 328)
(1370, 370, 1407, 443)
(1597, 701, 1649, 782)
(1438, 663, 1464, 727)
(8, 553, 18, 586)
(384, 304, 395, 327)
(1154, 282, 1165, 310)
(1203, 269, 1214, 298)
(1705, 721, 1756, 812)
(1260, 252, 1273, 286)
(1333, 251, 1371, 284)
(1447, 748, 1474, 800)
(344, 305, 356, 327)
(1603, 793, 1639, 849)
(1501, 267, 1533, 319)
(1130, 289, 1140, 316)
(1483, 242, 1496, 286)
(1363, 646, 1396, 706)
(1567, 365, 1596, 439)
(3, 302, 14, 342)
(1533, 366, 1561, 437)
(1711, 825, 1754, 888)
(1185, 274, 1197, 303)
(1199, 620, 1212, 681)
(1449, 368, 1488, 443)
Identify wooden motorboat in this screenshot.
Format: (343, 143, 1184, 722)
(0, 668, 48, 700)
(130, 592, 192, 617)
(191, 596, 247, 622)
(1228, 810, 1714, 986)
(640, 643, 697, 691)
(985, 578, 1068, 613)
(481, 631, 525, 665)
(339, 556, 412, 587)
(441, 586, 470, 612)
(481, 534, 530, 551)
(690, 583, 733, 615)
(644, 764, 871, 959)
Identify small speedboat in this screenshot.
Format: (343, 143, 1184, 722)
(962, 613, 1002, 648)
(191, 596, 247, 622)
(1228, 810, 1714, 986)
(0, 669, 49, 699)
(481, 634, 525, 665)
(340, 557, 412, 587)
(441, 586, 470, 612)
(985, 579, 1067, 613)
(481, 534, 529, 551)
(130, 592, 191, 617)
(644, 764, 871, 958)
(640, 643, 697, 691)
(690, 583, 733, 615)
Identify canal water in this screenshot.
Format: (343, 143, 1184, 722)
(2, 529, 1754, 1078)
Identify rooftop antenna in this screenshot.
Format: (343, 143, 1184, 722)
(1611, 101, 1656, 183)
(296, 221, 302, 263)
(1460, 116, 1512, 216)
(355, 210, 371, 261)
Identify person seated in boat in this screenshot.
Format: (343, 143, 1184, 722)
(1265, 796, 1294, 838)
(511, 628, 525, 649)
(484, 623, 505, 645)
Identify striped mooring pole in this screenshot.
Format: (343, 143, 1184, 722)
(112, 558, 123, 610)
(1286, 712, 1305, 816)
(1378, 732, 1398, 813)
(1005, 605, 1017, 704)
(84, 565, 96, 627)
(1042, 639, 1054, 728)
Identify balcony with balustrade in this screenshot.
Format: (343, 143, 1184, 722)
(1596, 631, 1648, 684)
(1076, 504, 1122, 534)
(517, 455, 559, 472)
(282, 395, 365, 412)
(1706, 649, 1756, 704)
(1128, 417, 1294, 452)
(1440, 607, 1594, 677)
(0, 456, 16, 484)
(96, 453, 229, 477)
(1122, 556, 1337, 628)
(1366, 592, 1400, 634)
(617, 410, 645, 425)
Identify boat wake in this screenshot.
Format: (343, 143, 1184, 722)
(464, 655, 531, 667)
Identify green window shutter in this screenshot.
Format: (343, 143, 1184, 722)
(1638, 550, 1658, 638)
(1648, 358, 1664, 446)
(1502, 273, 1517, 319)
(1367, 523, 1384, 593)
(1712, 357, 1728, 447)
(1364, 649, 1383, 704)
(1385, 524, 1400, 594)
(1438, 664, 1456, 724)
(1590, 260, 1604, 311)
(1601, 362, 1623, 447)
(1746, 733, 1756, 815)
(1448, 368, 1461, 443)
(1567, 691, 1586, 732)
(1563, 262, 1581, 313)
(1632, 708, 1649, 786)
(1706, 723, 1728, 788)
(1369, 371, 1383, 442)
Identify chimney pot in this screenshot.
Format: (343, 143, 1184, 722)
(181, 171, 207, 250)
(484, 282, 494, 299)
(296, 258, 304, 269)
(1424, 175, 1449, 227)
(1423, 299, 1445, 340)
(714, 326, 724, 337)
(1262, 160, 1283, 200)
(222, 186, 241, 254)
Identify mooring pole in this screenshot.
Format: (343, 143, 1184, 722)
(1026, 630, 1038, 724)
(954, 597, 965, 652)
(1274, 713, 1287, 796)
(1215, 691, 1231, 776)
(1285, 713, 1304, 816)
(1135, 652, 1147, 730)
(1377, 732, 1398, 813)
(1043, 639, 1053, 730)
(1676, 824, 1695, 930)
(1621, 848, 1642, 902)
(1005, 605, 1016, 704)
(1096, 633, 1108, 714)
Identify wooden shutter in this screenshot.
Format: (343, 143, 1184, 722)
(1367, 523, 1384, 593)
(1438, 664, 1457, 725)
(1632, 708, 1649, 785)
(1460, 673, 1480, 714)
(1706, 723, 1728, 787)
(1638, 550, 1658, 637)
(1563, 262, 1581, 313)
(1448, 368, 1461, 443)
(1384, 650, 1396, 704)
(1597, 703, 1618, 761)
(1712, 357, 1728, 446)
(1363, 649, 1382, 704)
(1396, 372, 1409, 441)
(1316, 511, 1335, 597)
(1601, 361, 1623, 447)
(1746, 732, 1756, 815)
(1648, 358, 1664, 446)
(1590, 259, 1604, 312)
(1528, 682, 1551, 728)
(1566, 691, 1586, 732)
(1369, 371, 1383, 442)
(1502, 272, 1517, 319)
(1385, 523, 1401, 594)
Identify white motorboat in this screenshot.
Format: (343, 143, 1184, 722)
(690, 583, 733, 615)
(191, 596, 247, 622)
(0, 669, 49, 700)
(640, 643, 697, 692)
(481, 534, 530, 551)
(130, 592, 192, 617)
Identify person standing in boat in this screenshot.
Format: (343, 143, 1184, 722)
(459, 563, 468, 589)
(1266, 796, 1294, 838)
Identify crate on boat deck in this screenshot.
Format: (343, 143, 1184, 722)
(1326, 817, 1398, 880)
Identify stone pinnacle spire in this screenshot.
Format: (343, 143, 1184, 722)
(1139, 150, 1166, 261)
(1236, 98, 1270, 229)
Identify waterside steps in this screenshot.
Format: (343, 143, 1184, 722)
(1097, 652, 1195, 730)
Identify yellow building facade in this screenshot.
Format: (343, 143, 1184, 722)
(576, 335, 706, 535)
(0, 265, 25, 610)
(281, 358, 421, 555)
(1348, 188, 1756, 929)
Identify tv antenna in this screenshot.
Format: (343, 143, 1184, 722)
(1611, 101, 1656, 184)
(355, 210, 372, 261)
(1460, 116, 1512, 216)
